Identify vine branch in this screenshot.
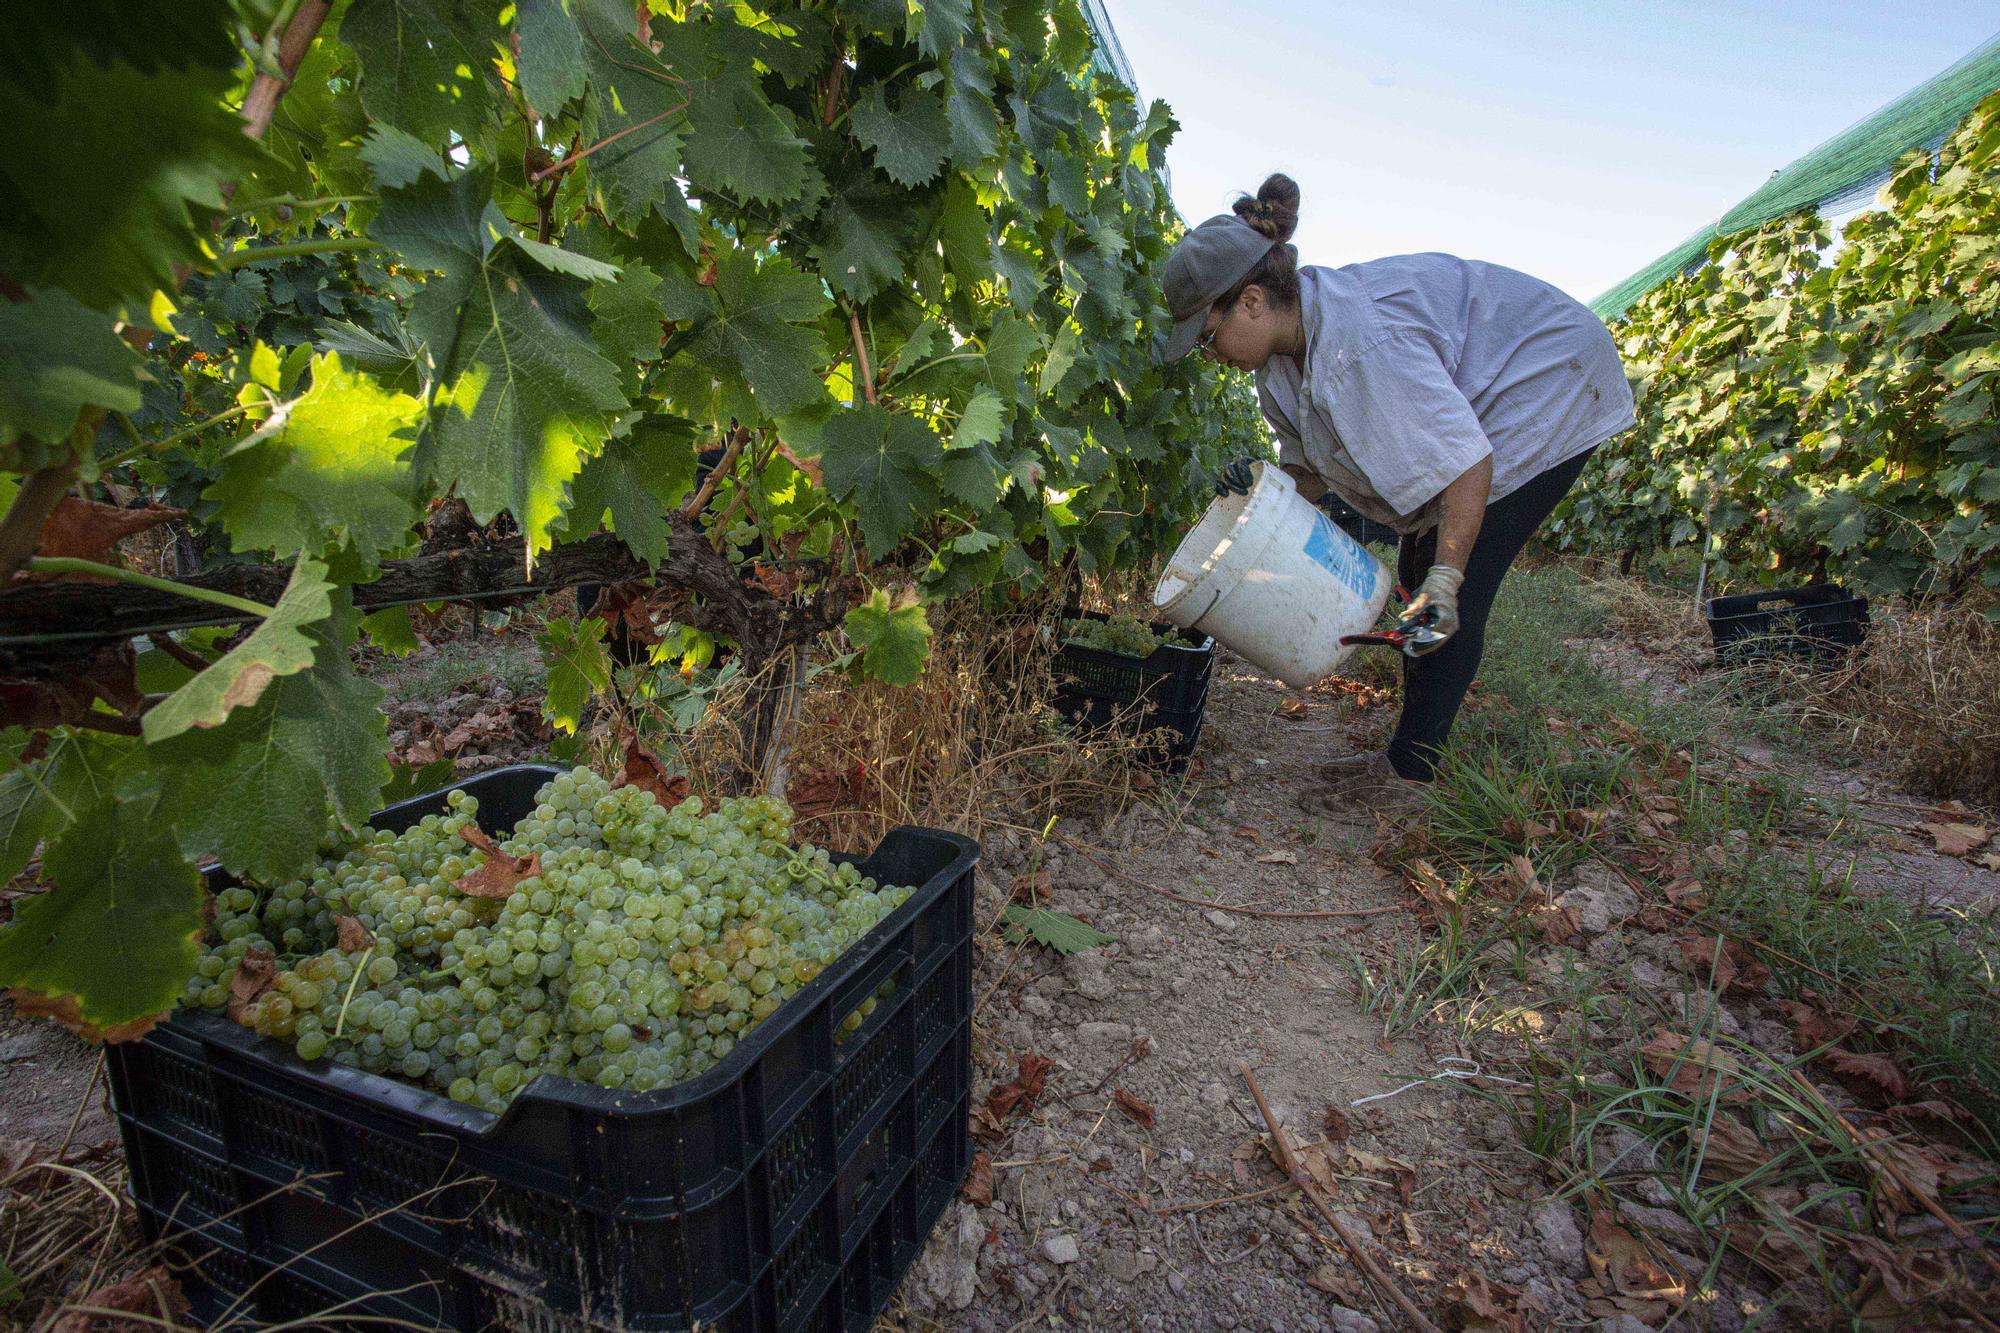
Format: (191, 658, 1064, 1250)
(22, 558, 277, 618)
(240, 0, 333, 141)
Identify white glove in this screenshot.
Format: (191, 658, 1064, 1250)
(1405, 564, 1464, 651)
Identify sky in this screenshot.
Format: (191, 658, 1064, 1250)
(1098, 0, 2000, 302)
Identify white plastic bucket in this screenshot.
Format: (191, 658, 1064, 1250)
(1152, 462, 1393, 689)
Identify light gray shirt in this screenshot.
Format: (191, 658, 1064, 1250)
(1258, 256, 1635, 534)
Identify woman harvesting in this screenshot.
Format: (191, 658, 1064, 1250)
(1157, 174, 1633, 811)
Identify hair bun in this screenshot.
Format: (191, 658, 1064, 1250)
(1231, 173, 1300, 244)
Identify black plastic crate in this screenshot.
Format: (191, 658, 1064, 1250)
(1053, 607, 1214, 713)
(107, 765, 978, 1332)
(1052, 683, 1207, 774)
(1704, 584, 1870, 667)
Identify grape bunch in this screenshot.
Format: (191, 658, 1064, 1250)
(185, 768, 912, 1112)
(1062, 613, 1170, 659)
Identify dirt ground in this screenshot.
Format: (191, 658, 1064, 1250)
(4, 611, 1996, 1331)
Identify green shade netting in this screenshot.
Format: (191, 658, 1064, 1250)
(1592, 29, 2000, 320)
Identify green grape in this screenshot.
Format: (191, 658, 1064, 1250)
(1061, 613, 1174, 658)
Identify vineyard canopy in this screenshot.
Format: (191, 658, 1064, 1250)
(1591, 29, 2000, 320)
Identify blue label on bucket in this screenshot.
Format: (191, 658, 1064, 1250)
(1304, 514, 1378, 601)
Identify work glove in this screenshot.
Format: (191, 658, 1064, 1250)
(1403, 564, 1464, 654)
(1214, 457, 1256, 496)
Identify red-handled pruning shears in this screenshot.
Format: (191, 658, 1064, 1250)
(1339, 585, 1449, 658)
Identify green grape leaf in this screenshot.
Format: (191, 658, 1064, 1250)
(937, 177, 995, 281)
(941, 440, 1004, 508)
(341, 0, 500, 144)
(952, 529, 1002, 554)
(682, 77, 816, 205)
(811, 189, 907, 303)
(0, 288, 144, 448)
(564, 416, 699, 562)
(0, 731, 131, 885)
(516, 0, 588, 114)
(952, 385, 1009, 448)
(357, 124, 452, 188)
(945, 53, 1003, 167)
(539, 616, 612, 733)
(360, 605, 420, 654)
(575, 0, 690, 226)
(203, 352, 422, 567)
(1002, 905, 1117, 955)
(820, 403, 942, 557)
(0, 55, 267, 315)
(680, 250, 833, 415)
(911, 0, 974, 60)
(122, 609, 392, 884)
(141, 554, 336, 743)
(372, 168, 629, 557)
(843, 588, 932, 685)
(0, 792, 202, 1032)
(588, 260, 667, 376)
(851, 84, 951, 188)
(381, 755, 460, 805)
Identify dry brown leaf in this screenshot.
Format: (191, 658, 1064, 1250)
(1232, 825, 1262, 841)
(1440, 1267, 1526, 1333)
(1305, 1263, 1362, 1301)
(1009, 870, 1050, 905)
(1, 1135, 40, 1181)
(787, 760, 872, 823)
(1639, 1030, 1750, 1103)
(1695, 1112, 1771, 1180)
(1976, 850, 2000, 872)
(1276, 695, 1309, 720)
(334, 915, 376, 953)
(225, 947, 278, 1022)
(1824, 1047, 1910, 1102)
(1113, 1087, 1156, 1128)
(613, 735, 694, 810)
(5, 989, 165, 1043)
(49, 1264, 190, 1333)
(772, 441, 823, 487)
(1589, 1206, 1682, 1301)
(452, 831, 541, 900)
(962, 1150, 994, 1205)
(1322, 1103, 1352, 1142)
(1784, 996, 1857, 1051)
(32, 498, 185, 568)
(984, 1052, 1054, 1125)
(1917, 821, 1989, 857)
(1254, 849, 1299, 865)
(1675, 934, 1771, 995)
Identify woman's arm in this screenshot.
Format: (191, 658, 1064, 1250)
(1431, 455, 1492, 575)
(1281, 462, 1328, 502)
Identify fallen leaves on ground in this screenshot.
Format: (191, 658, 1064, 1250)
(1254, 849, 1299, 865)
(1639, 1031, 1751, 1104)
(1276, 695, 1309, 720)
(1824, 1047, 1911, 1103)
(1784, 995, 1857, 1051)
(1582, 1205, 1680, 1324)
(1322, 1103, 1352, 1142)
(1113, 1087, 1155, 1128)
(1694, 1111, 1772, 1180)
(1440, 1267, 1527, 1333)
(961, 1150, 994, 1205)
(1675, 934, 1771, 995)
(1917, 820, 1990, 857)
(1009, 870, 1050, 905)
(49, 1264, 190, 1333)
(787, 760, 873, 824)
(1, 1135, 39, 1181)
(453, 825, 541, 898)
(979, 1052, 1054, 1131)
(225, 948, 277, 1022)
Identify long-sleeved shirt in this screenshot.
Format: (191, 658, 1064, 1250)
(1257, 255, 1635, 534)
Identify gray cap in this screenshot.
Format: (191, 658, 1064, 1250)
(1153, 214, 1280, 363)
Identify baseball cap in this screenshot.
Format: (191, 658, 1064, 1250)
(1152, 214, 1280, 363)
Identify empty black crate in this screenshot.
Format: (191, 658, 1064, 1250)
(1053, 607, 1214, 712)
(1051, 683, 1208, 774)
(1704, 584, 1870, 667)
(107, 764, 978, 1332)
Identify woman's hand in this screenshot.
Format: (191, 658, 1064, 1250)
(1214, 458, 1257, 495)
(1405, 565, 1464, 647)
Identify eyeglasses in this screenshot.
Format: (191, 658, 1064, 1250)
(1195, 298, 1237, 358)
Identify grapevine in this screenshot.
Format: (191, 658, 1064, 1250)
(0, 0, 1266, 1033)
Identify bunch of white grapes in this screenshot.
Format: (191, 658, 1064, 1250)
(1062, 613, 1169, 659)
(185, 768, 912, 1112)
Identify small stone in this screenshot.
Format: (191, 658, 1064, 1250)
(1619, 1201, 1701, 1249)
(1104, 1247, 1158, 1283)
(1167, 1271, 1188, 1296)
(908, 1203, 983, 1311)
(1077, 1021, 1133, 1047)
(1531, 1199, 1586, 1276)
(1200, 1081, 1229, 1107)
(1204, 909, 1239, 931)
(1020, 993, 1054, 1018)
(1596, 1317, 1657, 1333)
(1043, 1234, 1080, 1265)
(1213, 1316, 1238, 1330)
(1560, 862, 1639, 935)
(1327, 1308, 1381, 1333)
(0, 1034, 41, 1062)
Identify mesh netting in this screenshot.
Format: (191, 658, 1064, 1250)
(1592, 30, 2000, 320)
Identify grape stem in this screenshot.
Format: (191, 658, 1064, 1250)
(332, 945, 374, 1039)
(22, 557, 277, 618)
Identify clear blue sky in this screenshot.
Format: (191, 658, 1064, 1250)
(1100, 0, 2000, 301)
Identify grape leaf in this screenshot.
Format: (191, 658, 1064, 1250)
(852, 84, 951, 188)
(811, 188, 908, 303)
(843, 588, 932, 685)
(1000, 905, 1116, 955)
(371, 168, 629, 558)
(563, 416, 699, 562)
(0, 54, 267, 315)
(952, 385, 1009, 448)
(0, 731, 131, 885)
(122, 608, 392, 884)
(573, 0, 690, 227)
(944, 52, 1004, 167)
(820, 403, 942, 557)
(681, 77, 816, 206)
(140, 554, 335, 742)
(203, 352, 423, 568)
(357, 124, 451, 189)
(679, 250, 833, 415)
(539, 616, 612, 733)
(911, 0, 974, 61)
(0, 791, 202, 1031)
(516, 0, 587, 115)
(0, 288, 144, 448)
(341, 0, 500, 145)
(381, 755, 458, 805)
(360, 605, 420, 654)
(588, 261, 667, 384)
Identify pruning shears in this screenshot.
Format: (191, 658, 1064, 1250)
(1339, 586, 1450, 658)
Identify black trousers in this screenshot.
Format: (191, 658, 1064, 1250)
(1387, 448, 1594, 782)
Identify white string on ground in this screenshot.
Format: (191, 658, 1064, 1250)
(1349, 1056, 1524, 1107)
